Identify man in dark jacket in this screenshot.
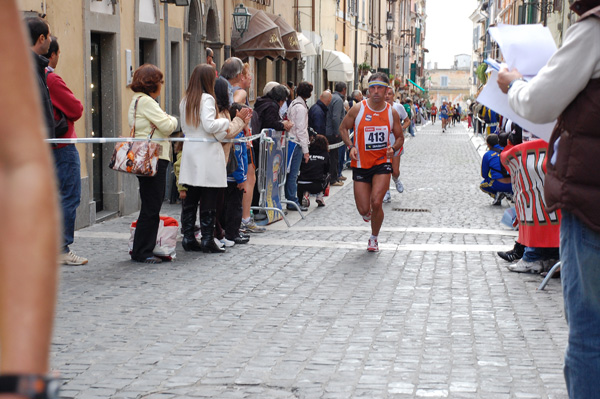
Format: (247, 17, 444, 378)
(26, 17, 54, 139)
(308, 90, 332, 137)
(325, 82, 347, 186)
(499, 1, 600, 395)
(348, 89, 363, 108)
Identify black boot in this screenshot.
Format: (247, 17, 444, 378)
(181, 198, 202, 252)
(497, 241, 525, 262)
(200, 209, 225, 253)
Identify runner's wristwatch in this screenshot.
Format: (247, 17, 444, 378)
(0, 375, 60, 399)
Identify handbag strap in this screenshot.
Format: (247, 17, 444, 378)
(131, 96, 157, 139)
(130, 97, 140, 138)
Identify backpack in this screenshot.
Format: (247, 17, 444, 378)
(45, 70, 69, 137)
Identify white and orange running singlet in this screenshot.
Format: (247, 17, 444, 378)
(351, 99, 394, 169)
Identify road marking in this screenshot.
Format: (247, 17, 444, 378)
(247, 238, 508, 252)
(75, 232, 511, 252)
(269, 225, 518, 236)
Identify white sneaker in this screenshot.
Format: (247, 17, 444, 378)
(507, 258, 544, 274)
(395, 179, 404, 193)
(60, 251, 88, 266)
(383, 191, 391, 203)
(316, 193, 325, 207)
(367, 237, 379, 252)
(219, 238, 235, 247)
(362, 211, 372, 222)
(215, 237, 225, 248)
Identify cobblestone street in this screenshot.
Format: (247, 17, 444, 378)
(54, 122, 568, 399)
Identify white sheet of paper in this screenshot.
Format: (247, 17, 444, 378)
(477, 70, 556, 142)
(489, 24, 557, 77)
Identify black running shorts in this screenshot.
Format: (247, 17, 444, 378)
(352, 163, 392, 184)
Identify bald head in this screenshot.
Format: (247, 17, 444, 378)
(320, 90, 332, 106)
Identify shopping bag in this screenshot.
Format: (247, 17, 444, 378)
(129, 216, 179, 260)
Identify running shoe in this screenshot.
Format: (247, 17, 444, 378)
(362, 211, 372, 222)
(316, 193, 325, 207)
(383, 191, 391, 203)
(367, 237, 379, 252)
(241, 218, 266, 233)
(60, 250, 88, 266)
(301, 192, 310, 208)
(507, 258, 544, 274)
(395, 179, 404, 193)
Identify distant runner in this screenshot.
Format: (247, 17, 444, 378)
(339, 72, 404, 252)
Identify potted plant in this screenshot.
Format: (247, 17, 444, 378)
(358, 62, 371, 73)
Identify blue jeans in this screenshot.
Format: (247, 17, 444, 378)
(52, 145, 81, 253)
(409, 121, 415, 136)
(338, 146, 346, 178)
(561, 210, 600, 398)
(285, 144, 304, 204)
(522, 246, 559, 262)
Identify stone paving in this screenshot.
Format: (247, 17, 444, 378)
(54, 122, 568, 398)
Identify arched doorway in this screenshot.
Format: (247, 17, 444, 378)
(187, 0, 202, 78)
(205, 7, 221, 68)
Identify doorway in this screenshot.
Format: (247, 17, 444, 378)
(91, 33, 103, 212)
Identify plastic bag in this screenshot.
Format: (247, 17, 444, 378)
(129, 216, 179, 260)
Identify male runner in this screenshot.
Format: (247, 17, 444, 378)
(440, 101, 449, 132)
(339, 72, 404, 252)
(383, 87, 411, 202)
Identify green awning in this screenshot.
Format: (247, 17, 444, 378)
(407, 78, 426, 92)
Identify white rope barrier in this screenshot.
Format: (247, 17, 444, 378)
(306, 127, 354, 151)
(45, 133, 263, 145)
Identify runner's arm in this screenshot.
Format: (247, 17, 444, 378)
(391, 109, 404, 152)
(339, 103, 360, 160)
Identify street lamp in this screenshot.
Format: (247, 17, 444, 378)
(233, 4, 251, 38)
(386, 12, 394, 39)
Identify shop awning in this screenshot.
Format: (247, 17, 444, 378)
(407, 78, 427, 92)
(266, 13, 301, 61)
(231, 8, 285, 60)
(297, 32, 316, 56)
(322, 49, 354, 82)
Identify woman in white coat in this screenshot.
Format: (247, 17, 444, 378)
(179, 64, 229, 253)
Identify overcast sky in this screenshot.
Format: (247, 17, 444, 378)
(424, 0, 477, 68)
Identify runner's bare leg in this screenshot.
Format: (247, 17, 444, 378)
(242, 163, 256, 220)
(353, 181, 372, 217)
(370, 173, 391, 236)
(392, 155, 401, 181)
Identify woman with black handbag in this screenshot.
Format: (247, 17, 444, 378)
(129, 64, 178, 263)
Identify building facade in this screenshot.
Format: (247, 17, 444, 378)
(19, 0, 425, 229)
(426, 62, 471, 108)
(470, 0, 577, 95)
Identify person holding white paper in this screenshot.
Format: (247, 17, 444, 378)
(498, 2, 600, 397)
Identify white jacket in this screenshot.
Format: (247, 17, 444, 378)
(179, 93, 230, 188)
(287, 97, 310, 154)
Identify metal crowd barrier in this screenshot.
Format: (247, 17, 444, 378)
(251, 128, 304, 228)
(538, 261, 561, 291)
